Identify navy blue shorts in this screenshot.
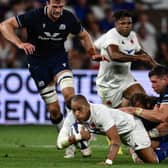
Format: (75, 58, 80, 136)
(28, 51, 71, 90)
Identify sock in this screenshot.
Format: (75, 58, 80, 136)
(160, 142, 168, 150)
(50, 113, 64, 131)
(155, 147, 168, 162)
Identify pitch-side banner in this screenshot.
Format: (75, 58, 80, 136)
(0, 69, 156, 125)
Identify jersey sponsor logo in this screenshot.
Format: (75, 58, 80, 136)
(59, 24, 66, 30)
(38, 32, 63, 41)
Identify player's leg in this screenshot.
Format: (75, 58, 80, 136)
(97, 86, 123, 108)
(136, 147, 158, 163)
(123, 83, 146, 101)
(28, 58, 64, 130)
(125, 117, 158, 163)
(56, 70, 75, 111)
(40, 83, 64, 130)
(122, 83, 146, 107)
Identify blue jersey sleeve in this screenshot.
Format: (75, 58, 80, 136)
(69, 12, 83, 35)
(16, 9, 36, 28)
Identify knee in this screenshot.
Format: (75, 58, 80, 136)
(48, 102, 61, 118)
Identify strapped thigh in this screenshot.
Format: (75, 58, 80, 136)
(40, 85, 58, 104)
(57, 71, 74, 90)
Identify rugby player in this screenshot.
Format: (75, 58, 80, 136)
(57, 95, 160, 165)
(94, 10, 158, 108)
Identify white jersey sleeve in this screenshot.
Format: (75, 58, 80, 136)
(57, 112, 76, 149)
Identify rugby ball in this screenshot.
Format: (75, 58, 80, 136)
(70, 122, 90, 149)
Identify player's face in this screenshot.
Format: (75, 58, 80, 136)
(115, 17, 132, 37)
(47, 0, 65, 20)
(150, 75, 167, 94)
(71, 101, 90, 122)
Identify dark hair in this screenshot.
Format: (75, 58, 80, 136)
(129, 93, 157, 109)
(113, 10, 132, 21)
(148, 65, 168, 78)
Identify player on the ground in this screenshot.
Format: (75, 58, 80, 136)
(0, 0, 105, 158)
(57, 95, 161, 165)
(128, 93, 168, 163)
(94, 10, 158, 108)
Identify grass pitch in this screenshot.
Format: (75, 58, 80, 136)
(0, 125, 167, 168)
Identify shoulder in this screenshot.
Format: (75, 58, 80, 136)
(106, 28, 121, 39)
(62, 9, 76, 18)
(129, 30, 137, 37)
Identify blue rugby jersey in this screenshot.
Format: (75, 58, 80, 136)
(16, 6, 83, 57)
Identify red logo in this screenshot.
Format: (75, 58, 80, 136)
(130, 39, 134, 44)
(91, 122, 96, 128)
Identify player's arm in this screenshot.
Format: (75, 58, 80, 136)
(136, 49, 158, 67)
(102, 126, 121, 165)
(107, 44, 156, 66)
(0, 17, 22, 47)
(0, 17, 35, 55)
(120, 104, 168, 123)
(57, 124, 90, 149)
(148, 122, 168, 138)
(78, 29, 109, 62)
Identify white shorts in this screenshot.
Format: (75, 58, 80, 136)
(97, 81, 138, 108)
(121, 117, 151, 151)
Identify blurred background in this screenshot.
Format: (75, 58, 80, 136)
(0, 0, 168, 124)
(0, 0, 168, 70)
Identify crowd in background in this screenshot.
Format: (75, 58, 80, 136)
(0, 0, 168, 70)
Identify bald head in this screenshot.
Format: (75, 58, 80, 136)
(48, 0, 65, 3)
(71, 95, 88, 105)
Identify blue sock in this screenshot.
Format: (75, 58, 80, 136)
(155, 146, 168, 162)
(160, 142, 168, 150)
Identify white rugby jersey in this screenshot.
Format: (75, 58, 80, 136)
(94, 28, 141, 88)
(60, 103, 136, 136)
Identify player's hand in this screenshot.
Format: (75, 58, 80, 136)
(80, 127, 91, 140)
(18, 42, 36, 55)
(139, 54, 158, 67)
(91, 54, 110, 62)
(147, 55, 160, 67)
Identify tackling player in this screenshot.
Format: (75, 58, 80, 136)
(121, 65, 168, 162)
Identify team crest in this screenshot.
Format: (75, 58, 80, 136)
(38, 81, 45, 87)
(59, 24, 66, 30)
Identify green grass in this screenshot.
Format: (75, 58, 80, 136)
(0, 125, 167, 168)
